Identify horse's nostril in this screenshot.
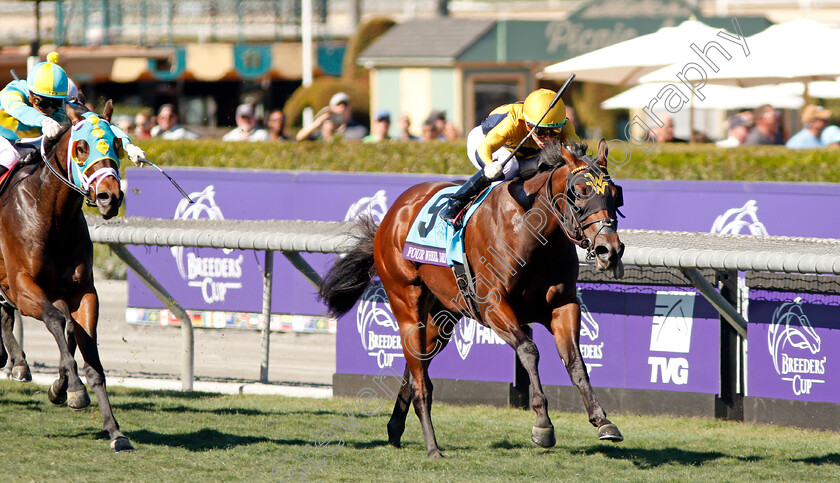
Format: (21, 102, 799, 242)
(97, 192, 111, 202)
(594, 245, 610, 257)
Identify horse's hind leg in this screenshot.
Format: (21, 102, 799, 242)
(551, 303, 623, 442)
(387, 365, 414, 448)
(72, 291, 133, 452)
(1, 308, 31, 382)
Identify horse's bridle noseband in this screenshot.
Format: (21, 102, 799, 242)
(545, 163, 623, 260)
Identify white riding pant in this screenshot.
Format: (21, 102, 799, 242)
(466, 125, 537, 181)
(0, 137, 21, 169)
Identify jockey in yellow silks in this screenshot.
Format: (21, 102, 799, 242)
(440, 88, 579, 225)
(0, 52, 147, 178)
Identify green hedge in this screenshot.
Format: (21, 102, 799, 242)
(133, 139, 840, 183)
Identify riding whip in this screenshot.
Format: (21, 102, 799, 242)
(142, 159, 194, 204)
(501, 73, 576, 166)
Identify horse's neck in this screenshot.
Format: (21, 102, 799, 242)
(38, 150, 84, 222)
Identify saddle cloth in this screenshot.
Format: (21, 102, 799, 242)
(403, 182, 497, 266)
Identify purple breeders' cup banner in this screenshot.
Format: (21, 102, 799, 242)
(126, 168, 840, 385)
(748, 290, 840, 403)
(534, 284, 720, 393)
(335, 280, 512, 382)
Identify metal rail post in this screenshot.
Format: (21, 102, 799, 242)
(108, 244, 194, 391)
(259, 251, 274, 383)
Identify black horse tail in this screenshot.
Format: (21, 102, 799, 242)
(319, 216, 378, 317)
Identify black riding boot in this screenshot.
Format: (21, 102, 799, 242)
(440, 170, 493, 226)
(0, 166, 8, 178)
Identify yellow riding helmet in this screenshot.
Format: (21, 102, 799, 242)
(27, 51, 69, 99)
(523, 88, 567, 128)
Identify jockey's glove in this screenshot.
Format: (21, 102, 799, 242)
(124, 143, 148, 167)
(483, 160, 506, 180)
(41, 118, 61, 139)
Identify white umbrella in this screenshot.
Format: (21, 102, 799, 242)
(638, 19, 840, 87)
(601, 83, 804, 110)
(539, 20, 729, 86)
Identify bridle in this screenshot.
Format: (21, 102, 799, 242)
(544, 162, 623, 260)
(39, 117, 121, 208)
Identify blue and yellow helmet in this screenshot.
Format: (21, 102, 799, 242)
(27, 52, 69, 99)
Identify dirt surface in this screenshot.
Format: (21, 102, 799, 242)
(13, 280, 335, 387)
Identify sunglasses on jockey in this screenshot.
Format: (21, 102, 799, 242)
(528, 118, 567, 138)
(32, 95, 64, 111)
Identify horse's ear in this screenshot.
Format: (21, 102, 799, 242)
(559, 143, 577, 168)
(102, 100, 114, 123)
(66, 104, 82, 125)
(598, 138, 608, 166)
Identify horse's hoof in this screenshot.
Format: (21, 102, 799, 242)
(111, 436, 134, 453)
(47, 381, 67, 405)
(598, 423, 624, 442)
(388, 440, 402, 449)
(531, 425, 556, 448)
(68, 389, 91, 410)
(427, 449, 444, 458)
(11, 365, 31, 382)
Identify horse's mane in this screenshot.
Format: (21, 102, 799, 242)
(519, 141, 590, 179)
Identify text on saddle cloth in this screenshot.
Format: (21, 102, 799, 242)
(403, 181, 500, 266)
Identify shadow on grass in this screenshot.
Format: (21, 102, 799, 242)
(128, 428, 310, 451)
(574, 445, 764, 469)
(490, 439, 531, 450)
(113, 401, 380, 419)
(0, 398, 45, 411)
(792, 453, 840, 466)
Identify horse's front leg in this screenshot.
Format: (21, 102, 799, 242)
(14, 275, 86, 408)
(1, 307, 31, 381)
(72, 289, 133, 452)
(485, 303, 555, 448)
(551, 302, 623, 442)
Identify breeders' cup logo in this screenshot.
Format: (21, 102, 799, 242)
(578, 289, 604, 374)
(170, 186, 243, 304)
(710, 200, 769, 235)
(648, 291, 695, 385)
(450, 317, 506, 361)
(345, 189, 388, 223)
(357, 282, 403, 369)
(767, 297, 825, 396)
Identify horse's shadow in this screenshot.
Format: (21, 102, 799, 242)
(113, 401, 377, 419)
(573, 445, 764, 469)
(128, 428, 310, 451)
(792, 453, 840, 466)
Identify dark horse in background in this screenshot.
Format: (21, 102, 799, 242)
(0, 102, 131, 452)
(320, 140, 625, 457)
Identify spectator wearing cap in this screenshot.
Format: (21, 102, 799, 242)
(363, 110, 392, 143)
(296, 91, 368, 141)
(821, 124, 840, 147)
(716, 115, 752, 147)
(150, 104, 201, 140)
(745, 105, 784, 145)
(223, 103, 269, 142)
(786, 105, 832, 149)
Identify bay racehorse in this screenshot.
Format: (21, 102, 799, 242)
(0, 101, 132, 452)
(320, 139, 625, 457)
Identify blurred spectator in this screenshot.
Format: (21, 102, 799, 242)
(114, 115, 135, 136)
(421, 118, 442, 141)
(296, 92, 368, 141)
(150, 104, 201, 140)
(266, 109, 289, 141)
(134, 109, 154, 139)
(397, 114, 419, 141)
(223, 104, 269, 142)
(363, 110, 391, 143)
(429, 110, 461, 140)
(744, 105, 783, 145)
(650, 114, 686, 143)
(716, 115, 752, 147)
(786, 105, 831, 149)
(821, 124, 840, 147)
(690, 130, 713, 144)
